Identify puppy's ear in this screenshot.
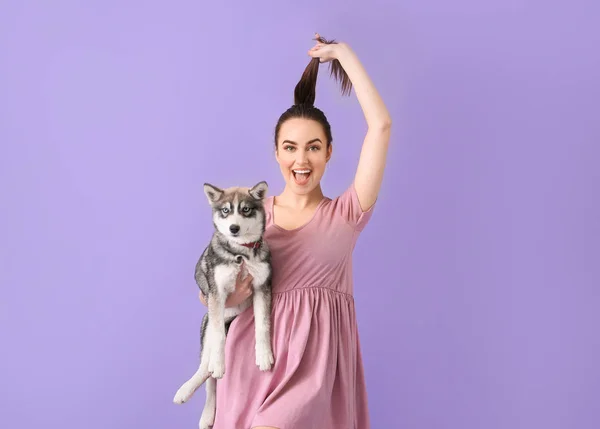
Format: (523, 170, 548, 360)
(249, 181, 268, 200)
(204, 183, 224, 203)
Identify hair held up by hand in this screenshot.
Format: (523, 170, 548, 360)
(274, 35, 352, 148)
(293, 35, 352, 107)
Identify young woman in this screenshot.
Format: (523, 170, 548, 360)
(199, 33, 392, 429)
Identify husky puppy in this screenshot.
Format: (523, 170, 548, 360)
(173, 181, 274, 429)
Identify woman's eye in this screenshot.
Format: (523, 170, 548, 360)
(284, 146, 294, 151)
(309, 146, 319, 151)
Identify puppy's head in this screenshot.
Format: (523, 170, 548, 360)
(203, 181, 268, 243)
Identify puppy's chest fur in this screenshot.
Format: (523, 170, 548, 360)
(213, 252, 270, 293)
(210, 246, 271, 320)
(201, 233, 271, 292)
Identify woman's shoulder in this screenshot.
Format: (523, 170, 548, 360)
(322, 183, 375, 232)
(262, 195, 274, 224)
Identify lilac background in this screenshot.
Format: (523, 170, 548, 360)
(1, 1, 599, 428)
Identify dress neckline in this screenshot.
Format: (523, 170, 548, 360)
(269, 195, 328, 233)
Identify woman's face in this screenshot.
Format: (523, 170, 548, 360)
(275, 118, 332, 196)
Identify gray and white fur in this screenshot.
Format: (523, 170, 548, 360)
(173, 181, 274, 429)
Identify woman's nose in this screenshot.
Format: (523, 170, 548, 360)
(295, 150, 308, 163)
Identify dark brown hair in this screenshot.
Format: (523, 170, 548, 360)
(274, 36, 352, 149)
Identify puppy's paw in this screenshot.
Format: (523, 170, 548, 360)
(256, 343, 274, 371)
(199, 405, 216, 429)
(208, 356, 225, 379)
(173, 382, 196, 404)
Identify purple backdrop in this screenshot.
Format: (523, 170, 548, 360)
(1, 1, 599, 428)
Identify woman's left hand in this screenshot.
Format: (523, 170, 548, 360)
(308, 33, 345, 63)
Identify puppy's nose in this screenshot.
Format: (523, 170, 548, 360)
(229, 225, 240, 234)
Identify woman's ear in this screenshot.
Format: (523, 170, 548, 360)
(326, 144, 333, 162)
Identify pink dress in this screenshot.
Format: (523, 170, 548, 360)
(212, 183, 375, 429)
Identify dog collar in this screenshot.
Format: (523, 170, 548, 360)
(240, 240, 262, 249)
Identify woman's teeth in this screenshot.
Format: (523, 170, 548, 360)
(292, 169, 311, 185)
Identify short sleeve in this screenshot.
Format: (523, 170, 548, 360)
(333, 182, 376, 232)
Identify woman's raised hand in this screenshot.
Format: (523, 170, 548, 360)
(308, 32, 347, 63)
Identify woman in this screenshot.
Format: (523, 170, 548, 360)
(199, 33, 391, 429)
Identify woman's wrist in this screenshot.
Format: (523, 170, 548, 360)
(334, 42, 354, 62)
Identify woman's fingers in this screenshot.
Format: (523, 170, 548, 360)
(242, 274, 254, 289)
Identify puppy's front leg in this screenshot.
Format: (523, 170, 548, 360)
(199, 377, 217, 429)
(173, 314, 211, 404)
(206, 291, 227, 378)
(253, 288, 274, 371)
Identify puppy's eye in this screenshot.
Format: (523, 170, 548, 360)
(242, 207, 251, 213)
(221, 208, 230, 214)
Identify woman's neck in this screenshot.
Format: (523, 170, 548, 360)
(276, 184, 324, 210)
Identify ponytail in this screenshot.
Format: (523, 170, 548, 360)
(293, 58, 319, 106)
(293, 35, 352, 107)
(274, 35, 351, 148)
